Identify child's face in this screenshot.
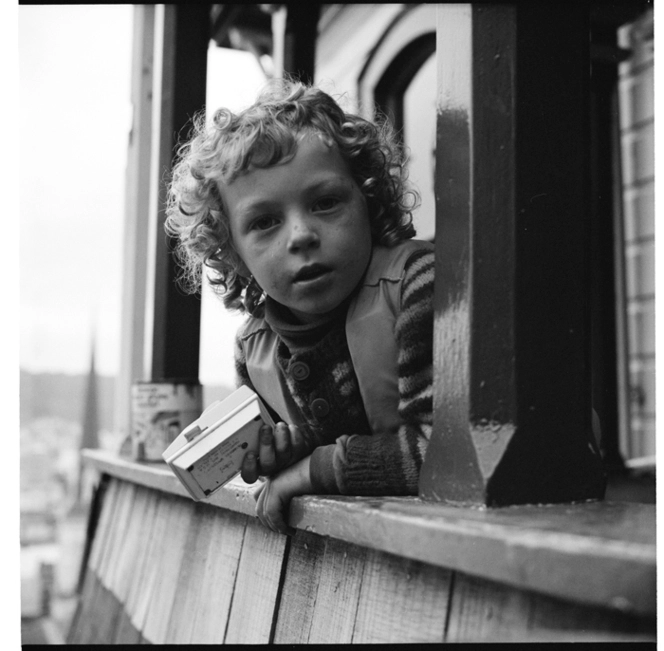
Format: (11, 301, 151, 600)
(221, 133, 372, 323)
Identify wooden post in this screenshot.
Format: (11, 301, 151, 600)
(148, 4, 210, 382)
(419, 4, 606, 505)
(114, 5, 155, 439)
(282, 4, 320, 84)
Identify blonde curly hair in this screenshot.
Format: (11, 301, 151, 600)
(165, 78, 419, 313)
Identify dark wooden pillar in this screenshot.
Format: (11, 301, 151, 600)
(151, 5, 210, 382)
(419, 4, 606, 506)
(282, 4, 320, 84)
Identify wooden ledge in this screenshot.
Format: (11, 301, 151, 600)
(82, 449, 656, 617)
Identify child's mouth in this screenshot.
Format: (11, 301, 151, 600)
(292, 264, 331, 284)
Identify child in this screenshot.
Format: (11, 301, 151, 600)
(165, 79, 434, 535)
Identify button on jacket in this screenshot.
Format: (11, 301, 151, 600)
(238, 239, 434, 438)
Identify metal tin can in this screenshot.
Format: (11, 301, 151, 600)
(131, 380, 203, 462)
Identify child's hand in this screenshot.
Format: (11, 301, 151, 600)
(252, 456, 313, 535)
(241, 422, 308, 483)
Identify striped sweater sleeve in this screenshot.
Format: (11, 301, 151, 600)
(309, 248, 434, 495)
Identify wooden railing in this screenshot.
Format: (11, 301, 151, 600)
(67, 450, 655, 644)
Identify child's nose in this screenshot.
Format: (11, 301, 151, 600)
(286, 214, 319, 252)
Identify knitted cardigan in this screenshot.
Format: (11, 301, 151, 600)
(234, 246, 434, 495)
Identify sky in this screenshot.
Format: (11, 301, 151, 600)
(19, 5, 132, 377)
(18, 5, 266, 387)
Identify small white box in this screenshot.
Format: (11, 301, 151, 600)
(162, 385, 275, 501)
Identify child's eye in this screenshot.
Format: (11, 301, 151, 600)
(250, 215, 279, 231)
(312, 196, 340, 212)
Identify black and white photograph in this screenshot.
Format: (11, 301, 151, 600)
(15, 2, 656, 645)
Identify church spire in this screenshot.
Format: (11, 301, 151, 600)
(80, 337, 100, 451)
(77, 333, 100, 506)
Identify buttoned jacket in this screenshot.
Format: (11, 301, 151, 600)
(238, 239, 434, 437)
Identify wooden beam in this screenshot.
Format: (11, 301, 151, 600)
(149, 5, 210, 382)
(282, 4, 320, 84)
(114, 5, 155, 438)
(419, 4, 605, 505)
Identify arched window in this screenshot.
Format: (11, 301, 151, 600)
(358, 5, 437, 240)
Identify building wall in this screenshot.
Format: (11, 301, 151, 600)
(618, 9, 655, 459)
(315, 4, 436, 239)
(314, 4, 405, 111)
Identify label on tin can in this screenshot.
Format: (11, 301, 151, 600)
(131, 381, 203, 461)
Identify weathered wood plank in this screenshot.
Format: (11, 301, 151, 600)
(99, 481, 137, 591)
(87, 476, 120, 575)
(445, 572, 533, 642)
(189, 508, 248, 644)
(351, 548, 452, 642)
(273, 531, 327, 643)
(164, 503, 216, 643)
(446, 570, 656, 643)
(69, 479, 124, 644)
(224, 518, 288, 643)
(307, 537, 367, 644)
(122, 488, 159, 632)
(111, 484, 152, 606)
(127, 491, 175, 636)
(526, 585, 656, 642)
(141, 494, 195, 644)
(96, 479, 129, 584)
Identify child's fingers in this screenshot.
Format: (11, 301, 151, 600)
(267, 512, 293, 536)
(241, 452, 260, 484)
(289, 424, 307, 460)
(258, 424, 277, 475)
(273, 422, 292, 467)
(264, 499, 294, 536)
(255, 479, 295, 536)
(255, 480, 271, 529)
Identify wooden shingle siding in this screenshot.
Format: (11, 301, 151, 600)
(165, 504, 223, 643)
(273, 531, 327, 643)
(304, 536, 367, 643)
(67, 473, 655, 644)
(141, 495, 194, 643)
(186, 508, 246, 644)
(447, 572, 655, 643)
(79, 451, 656, 616)
(350, 548, 451, 643)
(617, 9, 655, 459)
(223, 518, 288, 643)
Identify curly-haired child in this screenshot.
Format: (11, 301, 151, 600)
(165, 79, 434, 535)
